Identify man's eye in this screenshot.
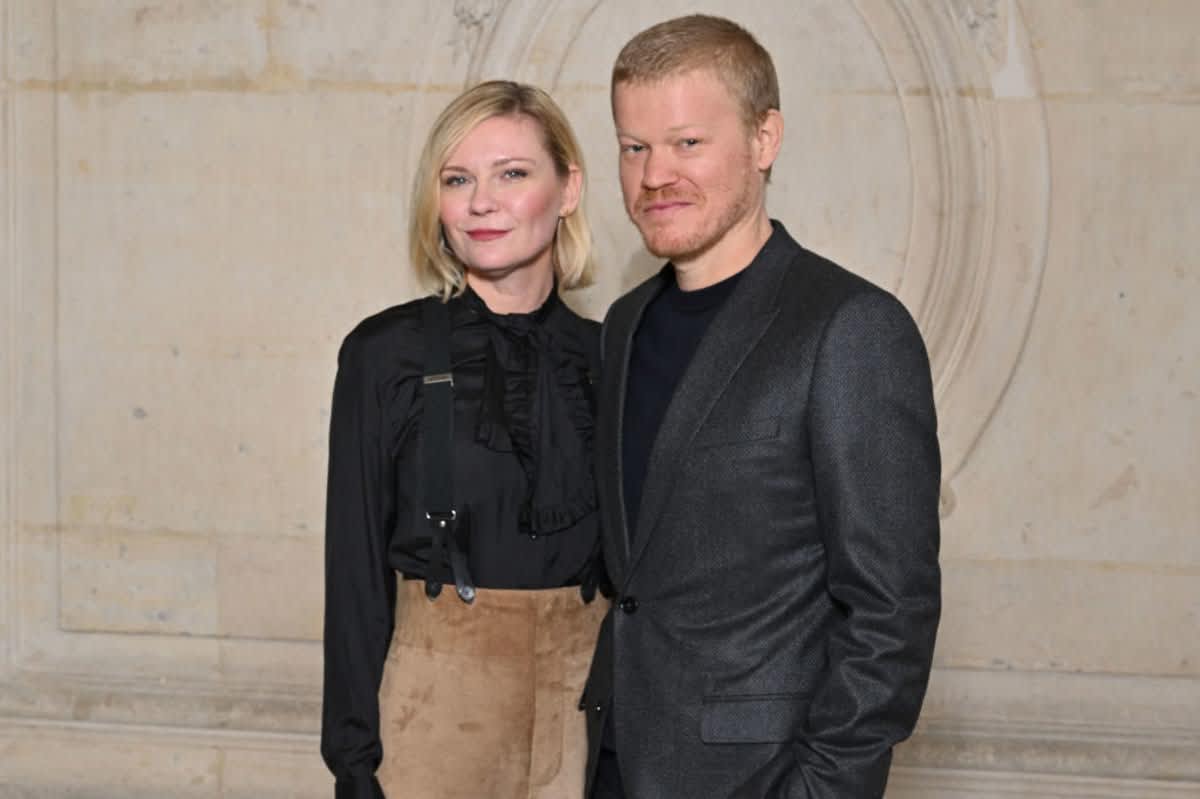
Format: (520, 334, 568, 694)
(621, 143, 645, 154)
(682, 138, 700, 147)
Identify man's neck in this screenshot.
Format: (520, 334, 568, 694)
(672, 208, 773, 292)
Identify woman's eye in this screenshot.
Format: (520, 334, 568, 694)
(682, 138, 700, 148)
(503, 168, 528, 179)
(442, 174, 467, 187)
(621, 143, 645, 155)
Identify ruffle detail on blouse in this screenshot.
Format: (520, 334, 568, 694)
(466, 289, 598, 536)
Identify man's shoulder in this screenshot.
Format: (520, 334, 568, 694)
(773, 242, 926, 366)
(776, 238, 897, 314)
(753, 220, 880, 303)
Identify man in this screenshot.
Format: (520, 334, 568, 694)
(582, 14, 942, 799)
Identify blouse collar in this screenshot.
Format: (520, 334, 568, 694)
(462, 283, 562, 335)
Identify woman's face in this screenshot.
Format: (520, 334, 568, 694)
(438, 114, 580, 282)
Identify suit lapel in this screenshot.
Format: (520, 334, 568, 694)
(626, 238, 791, 582)
(600, 272, 667, 572)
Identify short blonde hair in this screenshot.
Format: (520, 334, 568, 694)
(613, 15, 779, 177)
(410, 80, 594, 300)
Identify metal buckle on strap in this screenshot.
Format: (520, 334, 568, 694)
(423, 372, 454, 386)
(453, 572, 476, 604)
(425, 509, 457, 529)
(423, 510, 474, 604)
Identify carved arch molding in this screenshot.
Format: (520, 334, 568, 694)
(445, 0, 1050, 514)
(0, 0, 1048, 744)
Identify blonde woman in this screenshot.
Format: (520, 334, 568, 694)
(321, 81, 607, 799)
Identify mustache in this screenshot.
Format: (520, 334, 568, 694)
(634, 189, 697, 213)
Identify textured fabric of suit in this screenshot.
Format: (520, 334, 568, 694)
(583, 222, 941, 799)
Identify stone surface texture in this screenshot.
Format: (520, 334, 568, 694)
(2, 1, 1197, 796)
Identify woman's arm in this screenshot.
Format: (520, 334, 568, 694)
(320, 331, 395, 799)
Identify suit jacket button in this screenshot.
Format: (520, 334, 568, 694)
(619, 596, 638, 614)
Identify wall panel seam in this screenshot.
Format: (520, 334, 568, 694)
(1, 0, 16, 678)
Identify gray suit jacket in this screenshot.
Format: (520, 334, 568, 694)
(583, 223, 941, 798)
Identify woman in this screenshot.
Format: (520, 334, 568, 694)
(321, 81, 607, 799)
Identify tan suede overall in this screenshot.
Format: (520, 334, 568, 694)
(377, 579, 607, 798)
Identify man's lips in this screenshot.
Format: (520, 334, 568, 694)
(466, 229, 509, 241)
(639, 200, 692, 215)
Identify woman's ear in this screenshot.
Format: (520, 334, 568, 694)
(560, 163, 583, 217)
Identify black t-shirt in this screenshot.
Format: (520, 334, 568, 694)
(622, 267, 745, 541)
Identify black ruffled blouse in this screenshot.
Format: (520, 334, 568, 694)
(321, 287, 601, 793)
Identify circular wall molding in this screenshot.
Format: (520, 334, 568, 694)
(454, 0, 1050, 508)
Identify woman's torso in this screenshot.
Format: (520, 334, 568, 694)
(340, 287, 601, 588)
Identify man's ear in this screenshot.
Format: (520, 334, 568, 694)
(754, 109, 784, 172)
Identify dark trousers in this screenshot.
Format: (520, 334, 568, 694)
(591, 747, 627, 799)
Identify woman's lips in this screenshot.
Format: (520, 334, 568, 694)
(466, 229, 509, 241)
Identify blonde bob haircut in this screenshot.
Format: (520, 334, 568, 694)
(409, 80, 595, 300)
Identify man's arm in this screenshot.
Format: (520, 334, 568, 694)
(745, 288, 942, 798)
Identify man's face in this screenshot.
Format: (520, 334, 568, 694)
(613, 70, 766, 263)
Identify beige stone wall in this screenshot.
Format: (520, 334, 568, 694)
(1, 1, 1196, 796)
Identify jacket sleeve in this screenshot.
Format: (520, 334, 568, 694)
(769, 289, 941, 798)
(320, 332, 395, 799)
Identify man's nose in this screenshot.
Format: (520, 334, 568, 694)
(641, 149, 677, 189)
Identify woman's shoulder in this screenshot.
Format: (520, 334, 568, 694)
(548, 298, 600, 359)
(554, 297, 601, 336)
(336, 297, 429, 366)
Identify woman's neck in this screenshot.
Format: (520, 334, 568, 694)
(465, 265, 555, 315)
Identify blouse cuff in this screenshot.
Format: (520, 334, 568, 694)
(334, 774, 385, 799)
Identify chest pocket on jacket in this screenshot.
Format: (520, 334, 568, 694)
(692, 416, 781, 451)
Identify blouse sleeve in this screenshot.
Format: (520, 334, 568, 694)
(320, 332, 395, 799)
